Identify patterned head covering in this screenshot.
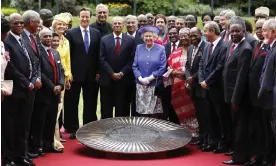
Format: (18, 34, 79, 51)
(54, 14, 70, 24)
(60, 12, 73, 23)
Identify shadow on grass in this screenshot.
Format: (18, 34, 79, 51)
(74, 145, 191, 160)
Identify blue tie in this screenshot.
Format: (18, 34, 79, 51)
(260, 46, 271, 85)
(84, 30, 89, 54)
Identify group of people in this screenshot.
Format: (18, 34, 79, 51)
(1, 3, 276, 166)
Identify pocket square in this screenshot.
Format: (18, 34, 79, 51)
(57, 60, 61, 63)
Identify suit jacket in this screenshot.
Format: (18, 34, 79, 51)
(99, 33, 136, 86)
(222, 40, 252, 105)
(3, 33, 37, 99)
(66, 27, 101, 82)
(258, 42, 276, 110)
(185, 40, 208, 98)
(198, 39, 227, 99)
(35, 45, 65, 103)
(22, 30, 41, 85)
(245, 32, 257, 49)
(89, 21, 112, 37)
(249, 42, 268, 107)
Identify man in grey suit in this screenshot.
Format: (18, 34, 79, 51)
(258, 19, 276, 166)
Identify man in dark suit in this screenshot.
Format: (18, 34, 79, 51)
(245, 19, 269, 166)
(2, 13, 37, 166)
(163, 27, 180, 123)
(199, 21, 229, 153)
(99, 16, 136, 119)
(219, 9, 236, 42)
(64, 8, 101, 139)
(30, 29, 64, 156)
(185, 27, 208, 146)
(222, 16, 252, 165)
(257, 19, 276, 166)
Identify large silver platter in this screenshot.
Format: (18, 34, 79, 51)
(76, 117, 192, 154)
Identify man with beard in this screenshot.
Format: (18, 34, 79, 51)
(90, 3, 112, 37)
(175, 17, 185, 32)
(199, 21, 229, 153)
(258, 19, 276, 166)
(163, 27, 180, 124)
(222, 16, 252, 165)
(167, 15, 177, 30)
(39, 9, 53, 30)
(2, 13, 38, 166)
(184, 15, 197, 29)
(185, 27, 209, 146)
(146, 13, 154, 25)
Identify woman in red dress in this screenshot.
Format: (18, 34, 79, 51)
(167, 28, 199, 137)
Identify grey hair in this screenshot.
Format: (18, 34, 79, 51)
(179, 27, 190, 34)
(229, 16, 246, 30)
(22, 10, 40, 25)
(205, 21, 221, 35)
(9, 13, 22, 22)
(176, 17, 184, 22)
(167, 15, 177, 21)
(137, 14, 147, 21)
(39, 28, 52, 38)
(112, 16, 124, 23)
(146, 13, 153, 17)
(220, 9, 236, 20)
(265, 19, 276, 30)
(214, 16, 220, 21)
(96, 3, 109, 13)
(124, 15, 137, 23)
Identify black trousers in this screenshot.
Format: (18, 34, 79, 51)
(30, 96, 59, 147)
(231, 105, 250, 163)
(100, 79, 129, 119)
(192, 95, 210, 140)
(162, 85, 179, 124)
(1, 92, 35, 159)
(64, 81, 98, 133)
(208, 89, 232, 146)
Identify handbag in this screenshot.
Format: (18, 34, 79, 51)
(154, 77, 165, 96)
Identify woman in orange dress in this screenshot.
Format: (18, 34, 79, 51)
(167, 28, 199, 137)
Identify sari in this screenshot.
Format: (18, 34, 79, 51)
(167, 47, 199, 137)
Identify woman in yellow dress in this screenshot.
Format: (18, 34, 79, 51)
(52, 14, 72, 149)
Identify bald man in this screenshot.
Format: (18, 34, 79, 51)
(30, 28, 64, 155)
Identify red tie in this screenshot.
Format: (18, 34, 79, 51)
(30, 34, 38, 53)
(47, 49, 57, 84)
(227, 44, 236, 61)
(225, 31, 230, 42)
(254, 41, 262, 59)
(115, 37, 120, 54)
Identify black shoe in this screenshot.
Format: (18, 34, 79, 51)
(2, 158, 17, 166)
(213, 145, 228, 154)
(261, 159, 275, 166)
(225, 149, 234, 156)
(199, 143, 207, 149)
(36, 148, 45, 156)
(189, 140, 201, 146)
(44, 145, 64, 153)
(201, 144, 216, 152)
(222, 160, 244, 165)
(244, 159, 263, 166)
(27, 152, 38, 159)
(14, 158, 35, 166)
(69, 133, 76, 139)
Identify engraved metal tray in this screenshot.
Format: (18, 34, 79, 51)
(76, 117, 192, 153)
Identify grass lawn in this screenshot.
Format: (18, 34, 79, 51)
(72, 16, 255, 125)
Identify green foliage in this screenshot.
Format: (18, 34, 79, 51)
(107, 3, 132, 16)
(1, 7, 19, 16)
(136, 0, 173, 15)
(178, 4, 212, 16)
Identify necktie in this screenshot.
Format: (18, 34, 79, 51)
(226, 44, 236, 61)
(259, 46, 271, 85)
(84, 30, 89, 54)
(172, 43, 176, 53)
(30, 34, 38, 53)
(254, 41, 262, 59)
(47, 49, 57, 84)
(115, 37, 121, 55)
(209, 43, 214, 57)
(19, 38, 32, 79)
(225, 31, 230, 42)
(191, 46, 198, 65)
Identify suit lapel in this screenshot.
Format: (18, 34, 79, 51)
(77, 28, 87, 54)
(251, 44, 266, 67)
(227, 41, 243, 64)
(9, 34, 26, 56)
(109, 34, 116, 54)
(192, 42, 204, 67)
(22, 32, 37, 55)
(119, 34, 127, 55)
(208, 40, 221, 64)
(39, 46, 53, 67)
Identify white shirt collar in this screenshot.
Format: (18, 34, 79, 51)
(113, 32, 123, 39)
(210, 37, 221, 52)
(10, 31, 21, 42)
(233, 37, 245, 48)
(80, 26, 89, 32)
(270, 39, 276, 48)
(127, 31, 136, 37)
(171, 40, 180, 46)
(41, 44, 51, 53)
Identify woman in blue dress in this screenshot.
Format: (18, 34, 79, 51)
(132, 26, 167, 119)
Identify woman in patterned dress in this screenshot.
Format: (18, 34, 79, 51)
(167, 28, 199, 137)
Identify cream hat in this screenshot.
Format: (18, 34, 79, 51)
(255, 6, 269, 16)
